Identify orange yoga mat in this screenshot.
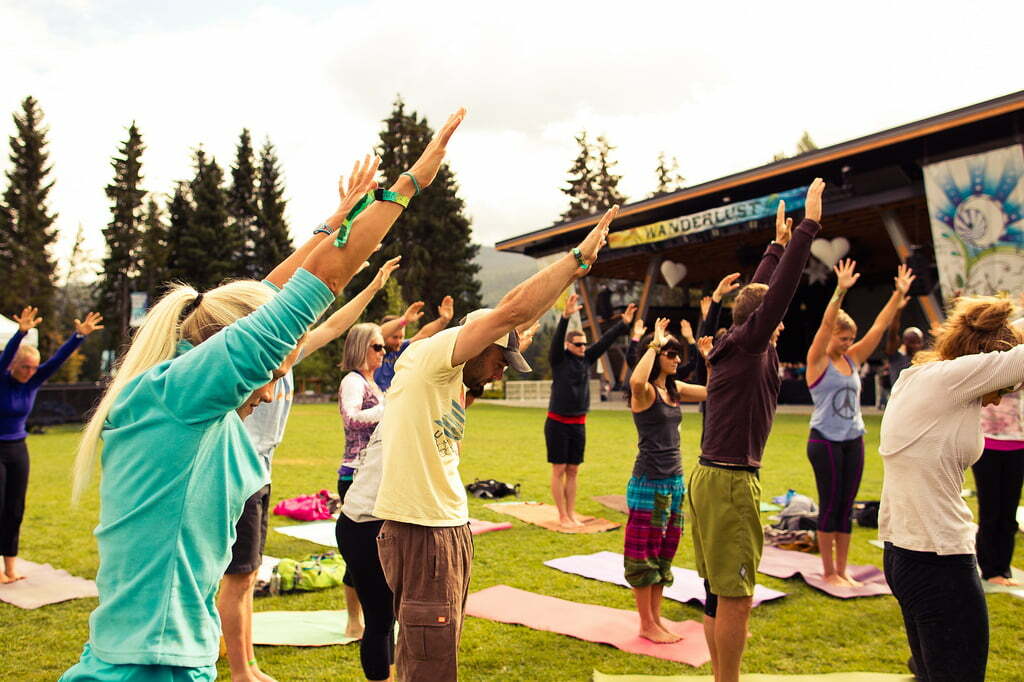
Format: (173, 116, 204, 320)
(593, 494, 630, 515)
(483, 501, 620, 534)
(466, 585, 710, 666)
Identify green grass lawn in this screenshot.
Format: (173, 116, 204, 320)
(4, 404, 1023, 680)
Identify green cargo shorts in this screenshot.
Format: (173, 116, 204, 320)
(687, 462, 763, 598)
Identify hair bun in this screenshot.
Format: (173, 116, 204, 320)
(964, 298, 1013, 333)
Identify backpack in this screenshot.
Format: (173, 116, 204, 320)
(272, 490, 339, 521)
(269, 552, 347, 595)
(774, 494, 819, 531)
(853, 500, 880, 528)
(466, 479, 520, 500)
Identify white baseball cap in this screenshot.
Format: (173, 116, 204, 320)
(460, 308, 532, 373)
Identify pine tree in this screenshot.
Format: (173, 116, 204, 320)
(347, 97, 480, 323)
(228, 129, 261, 277)
(796, 130, 819, 154)
(560, 130, 599, 221)
(98, 122, 146, 351)
(651, 151, 686, 197)
(188, 148, 236, 288)
(0, 96, 59, 346)
(592, 135, 627, 208)
(253, 138, 292, 278)
(165, 181, 204, 287)
(138, 196, 170, 300)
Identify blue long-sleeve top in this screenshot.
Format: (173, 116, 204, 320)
(0, 329, 85, 440)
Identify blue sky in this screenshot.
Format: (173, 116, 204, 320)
(2, 0, 1022, 279)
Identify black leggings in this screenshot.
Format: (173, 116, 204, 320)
(336, 479, 354, 587)
(0, 439, 29, 556)
(336, 513, 394, 681)
(883, 544, 988, 682)
(971, 447, 1024, 579)
(806, 430, 863, 533)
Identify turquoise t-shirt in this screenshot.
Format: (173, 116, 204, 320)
(86, 268, 334, 667)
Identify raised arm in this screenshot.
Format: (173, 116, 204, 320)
(380, 301, 424, 342)
(302, 256, 402, 357)
(806, 259, 859, 385)
(585, 303, 634, 362)
(741, 179, 825, 350)
(549, 297, 576, 368)
(301, 109, 466, 295)
(451, 206, 617, 367)
(1, 306, 39, 373)
(625, 316, 646, 368)
(751, 203, 792, 284)
(409, 295, 454, 342)
(32, 312, 103, 386)
(629, 317, 669, 412)
(849, 264, 915, 366)
(264, 155, 380, 289)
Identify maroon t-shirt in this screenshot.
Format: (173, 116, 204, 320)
(700, 219, 821, 467)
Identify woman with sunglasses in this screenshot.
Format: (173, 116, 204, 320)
(624, 317, 708, 643)
(880, 295, 1024, 682)
(804, 259, 914, 587)
(335, 322, 388, 640)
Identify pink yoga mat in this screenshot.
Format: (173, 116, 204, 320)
(466, 585, 711, 667)
(545, 551, 786, 607)
(469, 518, 513, 535)
(757, 546, 891, 598)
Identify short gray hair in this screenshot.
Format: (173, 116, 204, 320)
(15, 345, 40, 361)
(342, 323, 381, 371)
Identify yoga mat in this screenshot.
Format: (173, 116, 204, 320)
(467, 585, 710, 667)
(484, 501, 621, 534)
(592, 671, 914, 681)
(981, 567, 1024, 599)
(0, 560, 98, 609)
(594, 495, 630, 515)
(276, 518, 510, 547)
(758, 546, 891, 598)
(760, 502, 782, 512)
(544, 551, 786, 607)
(252, 610, 358, 646)
(867, 539, 885, 550)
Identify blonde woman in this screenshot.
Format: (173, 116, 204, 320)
(804, 259, 913, 586)
(59, 109, 464, 682)
(880, 296, 1024, 682)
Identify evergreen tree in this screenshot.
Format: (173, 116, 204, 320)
(560, 130, 599, 221)
(188, 149, 237, 288)
(0, 96, 59, 345)
(796, 130, 819, 154)
(347, 97, 480, 322)
(138, 196, 170, 300)
(228, 129, 261, 277)
(98, 122, 146, 351)
(592, 135, 627, 208)
(165, 181, 205, 287)
(651, 151, 686, 197)
(253, 138, 293, 278)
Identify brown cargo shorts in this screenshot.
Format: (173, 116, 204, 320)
(377, 520, 474, 682)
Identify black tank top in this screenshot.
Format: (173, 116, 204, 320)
(631, 386, 683, 479)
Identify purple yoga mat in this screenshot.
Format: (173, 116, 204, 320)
(0, 559, 98, 609)
(544, 551, 787, 607)
(757, 545, 892, 598)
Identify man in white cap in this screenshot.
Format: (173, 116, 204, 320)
(372, 206, 618, 681)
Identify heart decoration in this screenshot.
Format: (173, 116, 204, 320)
(809, 237, 850, 269)
(660, 260, 687, 288)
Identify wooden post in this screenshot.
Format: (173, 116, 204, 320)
(879, 209, 944, 327)
(620, 257, 663, 385)
(576, 278, 611, 387)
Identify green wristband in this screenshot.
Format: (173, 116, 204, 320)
(401, 172, 422, 196)
(333, 192, 375, 248)
(572, 247, 590, 270)
(374, 188, 411, 208)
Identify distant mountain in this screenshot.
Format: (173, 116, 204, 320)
(474, 245, 539, 306)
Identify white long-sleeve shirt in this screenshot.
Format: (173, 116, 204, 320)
(879, 344, 1024, 555)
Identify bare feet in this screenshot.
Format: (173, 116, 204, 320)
(639, 625, 681, 643)
(344, 618, 364, 640)
(840, 572, 862, 587)
(823, 573, 852, 587)
(0, 573, 25, 584)
(253, 668, 277, 682)
(987, 576, 1021, 587)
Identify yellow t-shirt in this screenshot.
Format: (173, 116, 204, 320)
(373, 327, 468, 526)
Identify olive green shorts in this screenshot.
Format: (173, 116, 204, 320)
(687, 463, 763, 598)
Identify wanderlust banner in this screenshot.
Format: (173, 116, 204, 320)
(607, 186, 808, 249)
(924, 144, 1024, 296)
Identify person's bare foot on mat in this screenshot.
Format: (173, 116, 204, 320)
(987, 576, 1020, 586)
(840, 572, 862, 587)
(640, 625, 681, 643)
(823, 573, 851, 587)
(344, 621, 364, 640)
(1, 573, 25, 583)
(252, 667, 277, 682)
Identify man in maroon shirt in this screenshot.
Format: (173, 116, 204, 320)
(689, 179, 825, 682)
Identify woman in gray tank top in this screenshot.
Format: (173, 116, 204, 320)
(805, 259, 914, 587)
(624, 317, 709, 643)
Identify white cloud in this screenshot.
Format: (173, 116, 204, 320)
(1, 0, 1022, 280)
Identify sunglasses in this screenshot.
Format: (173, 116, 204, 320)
(661, 350, 680, 360)
(370, 343, 386, 352)
(570, 342, 587, 348)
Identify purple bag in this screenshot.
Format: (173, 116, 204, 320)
(272, 490, 337, 521)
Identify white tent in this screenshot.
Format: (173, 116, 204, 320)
(0, 315, 39, 349)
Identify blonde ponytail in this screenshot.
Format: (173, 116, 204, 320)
(72, 279, 274, 503)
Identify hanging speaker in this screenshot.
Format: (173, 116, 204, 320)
(905, 245, 937, 296)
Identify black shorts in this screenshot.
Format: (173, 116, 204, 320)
(226, 484, 271, 574)
(545, 417, 585, 465)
